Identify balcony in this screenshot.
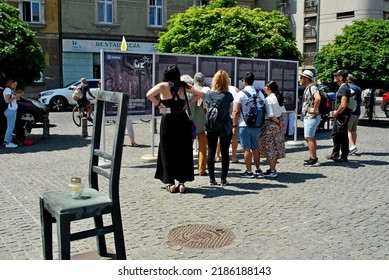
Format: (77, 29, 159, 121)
(304, 28, 316, 40)
(303, 51, 316, 65)
(304, 0, 317, 13)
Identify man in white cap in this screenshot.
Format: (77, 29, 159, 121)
(300, 70, 321, 166)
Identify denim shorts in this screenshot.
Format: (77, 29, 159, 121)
(238, 126, 260, 149)
(304, 115, 321, 138)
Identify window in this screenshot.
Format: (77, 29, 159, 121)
(22, 1, 41, 23)
(98, 0, 113, 23)
(337, 11, 355, 19)
(195, 0, 209, 6)
(149, 0, 163, 27)
(304, 17, 317, 38)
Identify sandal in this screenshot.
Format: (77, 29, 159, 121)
(178, 183, 186, 193)
(165, 184, 177, 193)
(131, 142, 139, 147)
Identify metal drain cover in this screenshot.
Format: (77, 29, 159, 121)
(167, 224, 235, 248)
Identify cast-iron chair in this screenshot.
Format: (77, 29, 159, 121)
(39, 91, 129, 260)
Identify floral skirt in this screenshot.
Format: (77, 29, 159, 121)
(259, 119, 286, 160)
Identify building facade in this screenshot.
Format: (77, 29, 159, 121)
(4, 0, 61, 92)
(295, 0, 389, 72)
(5, 0, 388, 95)
(13, 0, 277, 95)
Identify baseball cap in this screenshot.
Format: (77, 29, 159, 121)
(333, 70, 348, 78)
(347, 74, 355, 81)
(300, 70, 314, 80)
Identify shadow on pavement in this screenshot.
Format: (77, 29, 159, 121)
(319, 158, 388, 169)
(1, 134, 91, 154)
(270, 172, 326, 184)
(187, 185, 259, 199)
(358, 119, 389, 128)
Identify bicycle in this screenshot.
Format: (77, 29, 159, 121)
(72, 104, 94, 127)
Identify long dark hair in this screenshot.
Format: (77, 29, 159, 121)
(162, 65, 190, 88)
(163, 65, 190, 90)
(266, 80, 284, 106)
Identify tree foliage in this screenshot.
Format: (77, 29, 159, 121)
(209, 0, 237, 8)
(0, 2, 45, 89)
(314, 19, 389, 90)
(157, 1, 301, 62)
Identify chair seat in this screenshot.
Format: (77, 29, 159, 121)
(41, 188, 112, 221)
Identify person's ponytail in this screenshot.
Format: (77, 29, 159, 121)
(266, 80, 284, 106)
(275, 91, 284, 106)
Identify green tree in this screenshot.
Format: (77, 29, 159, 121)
(314, 19, 389, 90)
(157, 1, 301, 61)
(0, 2, 45, 89)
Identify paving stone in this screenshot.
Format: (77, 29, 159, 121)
(1, 106, 389, 260)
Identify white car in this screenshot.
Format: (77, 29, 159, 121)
(38, 79, 100, 111)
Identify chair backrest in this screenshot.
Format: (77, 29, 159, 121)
(89, 91, 129, 206)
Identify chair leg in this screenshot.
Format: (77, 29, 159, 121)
(112, 212, 126, 260)
(57, 213, 71, 260)
(40, 197, 53, 260)
(93, 215, 107, 256)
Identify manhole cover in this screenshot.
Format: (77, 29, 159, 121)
(167, 224, 235, 248)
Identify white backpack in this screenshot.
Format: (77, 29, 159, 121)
(347, 86, 357, 111)
(72, 86, 83, 101)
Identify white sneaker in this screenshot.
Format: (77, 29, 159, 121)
(349, 147, 358, 155)
(5, 142, 18, 148)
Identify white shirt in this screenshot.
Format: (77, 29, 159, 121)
(234, 85, 270, 127)
(266, 93, 285, 118)
(3, 87, 18, 110)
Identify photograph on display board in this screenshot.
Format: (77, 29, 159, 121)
(103, 52, 153, 116)
(269, 60, 298, 111)
(198, 56, 235, 89)
(236, 59, 268, 91)
(155, 54, 197, 83)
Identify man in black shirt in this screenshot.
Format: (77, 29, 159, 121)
(326, 70, 351, 163)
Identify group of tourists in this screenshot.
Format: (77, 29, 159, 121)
(146, 65, 363, 194)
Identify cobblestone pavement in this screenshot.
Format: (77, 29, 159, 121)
(1, 104, 388, 260)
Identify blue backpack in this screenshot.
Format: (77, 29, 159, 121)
(242, 90, 266, 128)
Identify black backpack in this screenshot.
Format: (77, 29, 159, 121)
(242, 90, 266, 128)
(205, 94, 224, 133)
(309, 85, 331, 115)
(0, 87, 8, 117)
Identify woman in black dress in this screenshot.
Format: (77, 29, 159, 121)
(146, 65, 204, 193)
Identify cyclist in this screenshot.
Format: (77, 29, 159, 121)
(76, 78, 95, 121)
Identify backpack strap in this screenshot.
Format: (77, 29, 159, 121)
(243, 89, 264, 104)
(242, 89, 250, 98)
